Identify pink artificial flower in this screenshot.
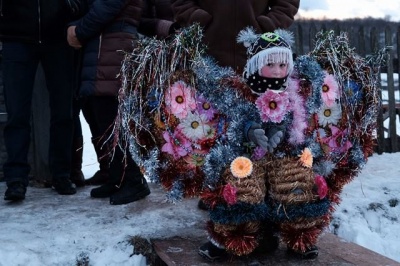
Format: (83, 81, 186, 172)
(321, 125, 353, 153)
(164, 81, 196, 119)
(196, 95, 217, 121)
(321, 72, 339, 107)
(161, 130, 192, 159)
(314, 175, 328, 199)
(255, 90, 289, 123)
(222, 184, 237, 205)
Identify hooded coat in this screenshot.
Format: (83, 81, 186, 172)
(171, 0, 300, 73)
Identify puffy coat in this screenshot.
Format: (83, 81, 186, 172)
(171, 0, 300, 73)
(139, 0, 176, 39)
(73, 0, 143, 96)
(0, 0, 72, 43)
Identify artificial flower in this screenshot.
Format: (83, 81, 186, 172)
(251, 146, 267, 161)
(184, 150, 207, 167)
(317, 103, 342, 127)
(146, 87, 162, 110)
(230, 156, 253, 178)
(161, 130, 192, 159)
(164, 81, 196, 119)
(177, 112, 211, 141)
(255, 90, 290, 123)
(222, 184, 237, 205)
(298, 148, 313, 168)
(321, 125, 353, 153)
(196, 95, 217, 121)
(321, 72, 339, 107)
(314, 175, 328, 199)
(343, 79, 363, 104)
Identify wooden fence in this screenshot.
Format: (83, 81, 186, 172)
(289, 23, 400, 154)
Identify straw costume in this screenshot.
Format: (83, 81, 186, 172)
(115, 25, 385, 261)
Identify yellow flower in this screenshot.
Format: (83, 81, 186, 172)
(230, 157, 253, 178)
(298, 148, 313, 168)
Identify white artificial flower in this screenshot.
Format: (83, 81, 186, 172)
(178, 112, 211, 141)
(317, 103, 342, 127)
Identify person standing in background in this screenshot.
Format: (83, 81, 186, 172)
(0, 0, 79, 201)
(70, 0, 180, 188)
(67, 0, 176, 205)
(171, 0, 300, 74)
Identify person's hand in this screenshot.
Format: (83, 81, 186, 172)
(266, 130, 283, 152)
(67, 26, 82, 49)
(247, 123, 269, 151)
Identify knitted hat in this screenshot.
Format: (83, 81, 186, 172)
(237, 28, 294, 78)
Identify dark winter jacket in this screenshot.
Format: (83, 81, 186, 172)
(0, 0, 73, 43)
(139, 0, 177, 39)
(73, 0, 143, 96)
(171, 0, 300, 73)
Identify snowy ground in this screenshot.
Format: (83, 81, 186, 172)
(0, 115, 399, 265)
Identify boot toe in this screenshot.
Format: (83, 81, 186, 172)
(52, 177, 77, 195)
(109, 183, 150, 205)
(4, 181, 27, 201)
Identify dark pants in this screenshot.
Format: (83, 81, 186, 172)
(2, 41, 74, 186)
(82, 96, 142, 185)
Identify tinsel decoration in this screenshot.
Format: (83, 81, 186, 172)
(115, 25, 387, 257)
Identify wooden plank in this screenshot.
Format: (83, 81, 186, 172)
(151, 233, 400, 266)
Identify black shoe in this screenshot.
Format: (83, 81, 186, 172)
(70, 170, 85, 187)
(52, 177, 77, 195)
(90, 182, 119, 198)
(4, 181, 26, 201)
(287, 245, 319, 259)
(254, 235, 279, 254)
(198, 241, 227, 262)
(198, 199, 210, 211)
(85, 169, 109, 186)
(109, 180, 150, 205)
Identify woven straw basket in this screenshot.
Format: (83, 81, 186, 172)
(264, 157, 318, 204)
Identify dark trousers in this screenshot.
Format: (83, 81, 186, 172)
(82, 96, 143, 185)
(2, 41, 74, 186)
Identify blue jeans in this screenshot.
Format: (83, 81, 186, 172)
(2, 41, 75, 186)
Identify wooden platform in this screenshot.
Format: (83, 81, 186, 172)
(151, 233, 400, 266)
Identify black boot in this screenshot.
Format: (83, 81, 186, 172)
(70, 135, 85, 187)
(287, 245, 319, 259)
(198, 241, 228, 262)
(108, 148, 150, 205)
(85, 137, 110, 185)
(110, 177, 150, 205)
(52, 176, 77, 195)
(90, 182, 119, 198)
(4, 181, 27, 201)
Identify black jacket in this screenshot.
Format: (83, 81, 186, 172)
(0, 0, 73, 43)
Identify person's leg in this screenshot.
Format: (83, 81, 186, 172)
(81, 97, 110, 185)
(88, 96, 149, 204)
(2, 41, 39, 200)
(70, 96, 85, 187)
(41, 41, 76, 195)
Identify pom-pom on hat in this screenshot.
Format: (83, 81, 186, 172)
(237, 28, 294, 78)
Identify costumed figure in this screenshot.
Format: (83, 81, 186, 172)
(115, 25, 385, 262)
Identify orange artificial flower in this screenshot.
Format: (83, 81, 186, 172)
(298, 148, 313, 168)
(230, 156, 253, 178)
